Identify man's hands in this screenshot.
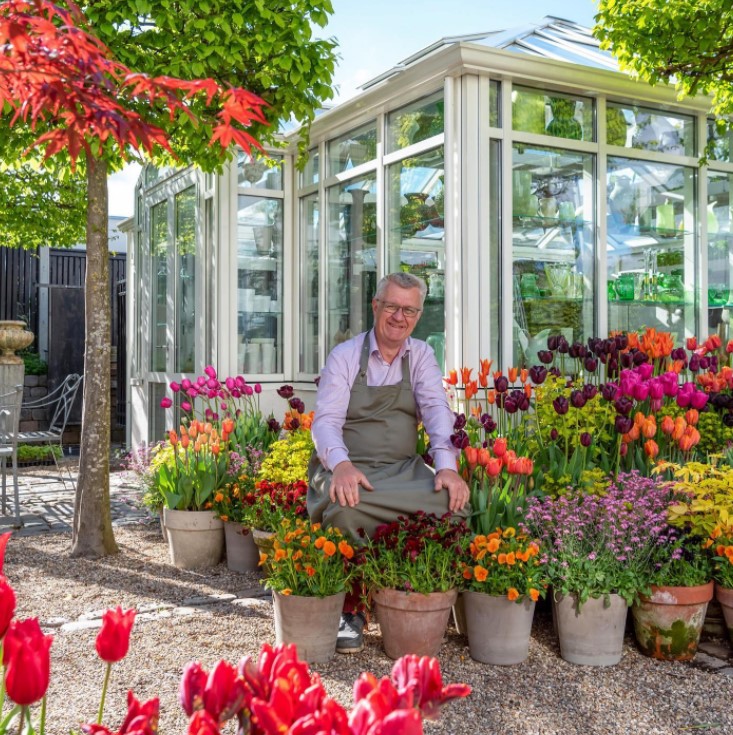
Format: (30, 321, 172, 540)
(329, 461, 374, 507)
(434, 468, 470, 513)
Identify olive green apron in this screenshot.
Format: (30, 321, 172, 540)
(308, 331, 464, 540)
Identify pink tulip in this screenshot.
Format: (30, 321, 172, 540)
(690, 390, 709, 410)
(181, 379, 192, 390)
(637, 363, 653, 380)
(244, 386, 253, 396)
(254, 384, 262, 394)
(204, 366, 217, 380)
(170, 382, 180, 393)
(632, 382, 649, 402)
(196, 376, 206, 387)
(160, 397, 172, 409)
(648, 380, 663, 400)
(225, 377, 235, 391)
(181, 401, 192, 413)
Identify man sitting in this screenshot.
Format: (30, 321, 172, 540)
(308, 272, 469, 653)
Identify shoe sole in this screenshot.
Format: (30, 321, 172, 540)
(336, 643, 364, 654)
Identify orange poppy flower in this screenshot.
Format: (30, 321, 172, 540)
(314, 536, 326, 549)
(322, 540, 337, 557)
(507, 588, 520, 602)
(463, 568, 473, 580)
(529, 588, 540, 602)
(305, 565, 316, 577)
(497, 553, 507, 565)
(274, 548, 287, 562)
(338, 540, 354, 559)
(505, 552, 516, 566)
(487, 537, 501, 553)
(474, 565, 489, 582)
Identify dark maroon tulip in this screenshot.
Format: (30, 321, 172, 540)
(584, 357, 598, 373)
(450, 431, 469, 449)
(529, 365, 547, 384)
(553, 396, 569, 415)
(267, 418, 281, 433)
(580, 432, 592, 447)
(615, 415, 633, 434)
(569, 390, 586, 409)
(689, 354, 701, 372)
(503, 398, 518, 414)
(495, 376, 509, 393)
(582, 384, 598, 401)
(482, 415, 497, 433)
(550, 428, 559, 441)
(724, 412, 733, 428)
(601, 383, 618, 401)
(633, 351, 648, 365)
(547, 335, 559, 351)
(614, 397, 633, 416)
(614, 334, 628, 350)
(453, 413, 467, 430)
(557, 336, 569, 354)
(549, 367, 562, 378)
(538, 350, 554, 365)
(621, 353, 633, 369)
(289, 397, 305, 413)
(277, 385, 294, 399)
(699, 356, 710, 370)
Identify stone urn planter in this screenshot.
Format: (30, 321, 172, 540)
(162, 508, 224, 570)
(373, 587, 457, 659)
(553, 592, 628, 666)
(252, 527, 275, 572)
(224, 522, 259, 573)
(0, 321, 34, 365)
(715, 584, 733, 645)
(632, 582, 714, 661)
(272, 591, 345, 663)
(462, 590, 536, 665)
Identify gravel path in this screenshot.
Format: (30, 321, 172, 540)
(6, 521, 733, 735)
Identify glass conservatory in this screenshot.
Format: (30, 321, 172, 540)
(125, 17, 733, 447)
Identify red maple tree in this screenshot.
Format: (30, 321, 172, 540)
(0, 0, 269, 555)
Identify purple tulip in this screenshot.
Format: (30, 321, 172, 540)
(570, 390, 586, 409)
(637, 363, 654, 380)
(724, 412, 733, 428)
(453, 413, 467, 430)
(671, 347, 686, 361)
(550, 428, 559, 441)
(547, 335, 559, 351)
(699, 356, 710, 370)
(621, 353, 633, 369)
(580, 432, 591, 447)
(557, 336, 569, 354)
(538, 350, 554, 365)
(267, 418, 281, 433)
(277, 385, 294, 399)
(160, 397, 172, 409)
(204, 365, 217, 380)
(289, 397, 305, 413)
(553, 396, 569, 415)
(582, 384, 598, 401)
(601, 382, 618, 401)
(482, 415, 497, 433)
(584, 357, 598, 373)
(549, 367, 562, 378)
(615, 415, 633, 434)
(450, 430, 470, 449)
(633, 351, 649, 366)
(649, 380, 664, 400)
(650, 398, 663, 412)
(517, 394, 531, 411)
(181, 401, 192, 412)
(503, 397, 518, 413)
(614, 334, 628, 351)
(710, 356, 719, 372)
(495, 376, 509, 393)
(614, 397, 633, 416)
(529, 366, 547, 384)
(289, 418, 300, 430)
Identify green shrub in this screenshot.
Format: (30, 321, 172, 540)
(17, 444, 61, 462)
(20, 351, 48, 376)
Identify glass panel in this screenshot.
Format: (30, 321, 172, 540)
(607, 103, 694, 156)
(205, 197, 214, 365)
(607, 156, 696, 344)
(237, 152, 283, 190)
(325, 175, 378, 353)
(386, 147, 445, 353)
(175, 186, 196, 373)
(489, 81, 500, 128)
(488, 139, 501, 362)
(300, 193, 320, 374)
(707, 172, 733, 336)
(512, 86, 593, 142)
(150, 200, 168, 371)
(386, 91, 444, 153)
(511, 145, 595, 366)
(236, 195, 284, 375)
(327, 122, 377, 176)
(148, 383, 167, 443)
(707, 119, 733, 163)
(301, 148, 319, 186)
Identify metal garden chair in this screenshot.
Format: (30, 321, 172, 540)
(0, 385, 24, 526)
(18, 373, 83, 487)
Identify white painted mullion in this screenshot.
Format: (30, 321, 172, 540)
(500, 81, 515, 371)
(596, 96, 609, 339)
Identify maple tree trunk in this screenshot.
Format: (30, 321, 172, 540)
(71, 154, 118, 557)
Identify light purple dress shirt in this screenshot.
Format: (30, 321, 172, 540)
(312, 331, 458, 473)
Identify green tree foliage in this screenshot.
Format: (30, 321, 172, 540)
(595, 0, 733, 117)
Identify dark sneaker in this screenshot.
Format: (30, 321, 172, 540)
(336, 612, 366, 654)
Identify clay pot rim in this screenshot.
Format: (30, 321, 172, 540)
(643, 581, 714, 605)
(714, 582, 733, 601)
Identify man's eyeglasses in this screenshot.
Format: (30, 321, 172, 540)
(378, 300, 422, 319)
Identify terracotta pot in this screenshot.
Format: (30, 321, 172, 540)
(273, 591, 345, 663)
(462, 590, 535, 665)
(373, 587, 457, 659)
(252, 528, 275, 573)
(714, 584, 733, 646)
(163, 508, 224, 570)
(0, 321, 34, 365)
(632, 582, 714, 661)
(224, 522, 260, 573)
(554, 592, 628, 666)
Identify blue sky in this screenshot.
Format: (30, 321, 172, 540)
(108, 0, 599, 216)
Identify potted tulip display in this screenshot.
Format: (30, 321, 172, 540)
(262, 518, 356, 662)
(459, 528, 547, 664)
(360, 512, 467, 659)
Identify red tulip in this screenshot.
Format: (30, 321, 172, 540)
(202, 661, 245, 723)
(486, 458, 502, 477)
(95, 607, 137, 663)
(492, 438, 507, 457)
(0, 576, 16, 638)
(186, 710, 221, 735)
(180, 662, 207, 716)
(83, 691, 160, 735)
(3, 618, 53, 706)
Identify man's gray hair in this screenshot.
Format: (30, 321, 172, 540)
(374, 272, 427, 306)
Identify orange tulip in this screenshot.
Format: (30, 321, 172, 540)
(493, 437, 507, 457)
(524, 383, 532, 398)
(684, 409, 699, 426)
(486, 390, 496, 405)
(470, 404, 483, 418)
(180, 434, 190, 449)
(465, 380, 479, 401)
(464, 446, 479, 470)
(486, 457, 502, 477)
(445, 370, 458, 386)
(642, 418, 657, 439)
(477, 448, 491, 467)
(633, 411, 646, 428)
(520, 368, 528, 383)
(644, 439, 659, 459)
(678, 434, 694, 452)
(460, 367, 473, 385)
(660, 416, 675, 435)
(508, 366, 518, 383)
(671, 417, 687, 441)
(479, 372, 488, 388)
(479, 359, 492, 377)
(222, 418, 235, 434)
(168, 430, 178, 446)
(211, 443, 220, 455)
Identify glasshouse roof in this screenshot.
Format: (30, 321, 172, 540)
(361, 16, 618, 91)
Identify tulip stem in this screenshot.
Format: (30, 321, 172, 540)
(39, 695, 47, 735)
(97, 663, 112, 724)
(17, 707, 26, 735)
